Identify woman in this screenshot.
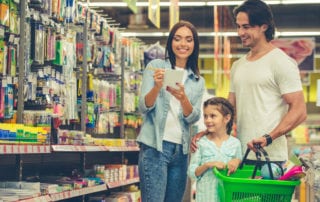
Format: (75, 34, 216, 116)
(137, 20, 205, 202)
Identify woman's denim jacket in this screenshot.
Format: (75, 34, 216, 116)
(137, 59, 205, 154)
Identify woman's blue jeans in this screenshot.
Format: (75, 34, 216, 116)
(138, 141, 188, 202)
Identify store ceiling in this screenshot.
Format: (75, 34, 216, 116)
(88, 1, 320, 56)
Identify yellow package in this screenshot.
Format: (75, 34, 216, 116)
(0, 3, 9, 27)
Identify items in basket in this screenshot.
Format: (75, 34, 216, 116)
(278, 165, 306, 181)
(260, 163, 306, 180)
(261, 163, 283, 179)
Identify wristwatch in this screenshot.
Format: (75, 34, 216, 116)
(263, 134, 273, 146)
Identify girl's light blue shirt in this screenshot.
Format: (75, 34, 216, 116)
(188, 135, 242, 202)
(137, 59, 205, 154)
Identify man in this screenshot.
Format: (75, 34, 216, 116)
(192, 0, 307, 163)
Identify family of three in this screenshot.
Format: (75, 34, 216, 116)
(136, 0, 307, 201)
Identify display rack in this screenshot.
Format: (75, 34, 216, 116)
(51, 145, 139, 152)
(0, 1, 141, 201)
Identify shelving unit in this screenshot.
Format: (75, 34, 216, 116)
(0, 144, 140, 201)
(0, 1, 142, 201)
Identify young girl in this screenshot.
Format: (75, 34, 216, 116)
(188, 97, 242, 202)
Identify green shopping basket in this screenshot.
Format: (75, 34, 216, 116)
(213, 145, 301, 202)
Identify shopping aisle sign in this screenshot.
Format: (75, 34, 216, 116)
(317, 79, 320, 106)
(123, 0, 137, 14)
(170, 0, 179, 29)
(148, 0, 160, 28)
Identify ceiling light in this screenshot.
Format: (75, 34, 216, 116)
(87, 2, 127, 7)
(276, 31, 320, 37)
(87, 2, 207, 7)
(86, 1, 320, 7)
(137, 2, 207, 6)
(121, 31, 320, 38)
(207, 1, 242, 6)
(206, 1, 287, 6)
(281, 0, 320, 4)
(198, 32, 238, 37)
(121, 32, 167, 37)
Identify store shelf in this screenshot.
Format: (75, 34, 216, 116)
(0, 144, 51, 154)
(49, 184, 107, 201)
(107, 177, 140, 189)
(19, 195, 52, 202)
(107, 146, 139, 152)
(51, 145, 139, 152)
(0, 2, 141, 200)
(18, 180, 140, 202)
(0, 143, 139, 154)
(51, 145, 107, 152)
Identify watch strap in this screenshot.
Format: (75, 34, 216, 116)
(263, 134, 273, 146)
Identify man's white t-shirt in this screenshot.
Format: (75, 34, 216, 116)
(230, 48, 303, 161)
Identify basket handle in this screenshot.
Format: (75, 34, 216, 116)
(239, 144, 279, 179)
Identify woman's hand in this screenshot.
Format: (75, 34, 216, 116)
(153, 69, 165, 89)
(166, 83, 187, 102)
(167, 83, 193, 117)
(190, 130, 207, 153)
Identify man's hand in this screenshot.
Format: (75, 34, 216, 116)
(247, 136, 268, 152)
(190, 130, 206, 153)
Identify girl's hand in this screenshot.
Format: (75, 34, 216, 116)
(195, 161, 225, 177)
(215, 162, 227, 170)
(205, 161, 226, 170)
(227, 159, 241, 176)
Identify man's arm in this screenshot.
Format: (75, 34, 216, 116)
(271, 91, 307, 139)
(250, 91, 307, 148)
(228, 92, 237, 123)
(228, 92, 236, 108)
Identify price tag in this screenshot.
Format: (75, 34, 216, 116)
(27, 145, 33, 153)
(39, 146, 45, 153)
(42, 86, 50, 94)
(51, 69, 56, 77)
(56, 24, 61, 33)
(0, 145, 4, 154)
(6, 76, 12, 85)
(14, 37, 20, 45)
(13, 145, 19, 153)
(56, 71, 60, 81)
(0, 27, 4, 38)
(28, 74, 33, 81)
(13, 77, 18, 84)
(31, 145, 36, 153)
(41, 14, 49, 25)
(44, 66, 50, 76)
(38, 69, 44, 78)
(9, 34, 15, 43)
(2, 79, 7, 87)
(32, 73, 37, 84)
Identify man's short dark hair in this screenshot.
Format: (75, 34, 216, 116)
(233, 0, 275, 41)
